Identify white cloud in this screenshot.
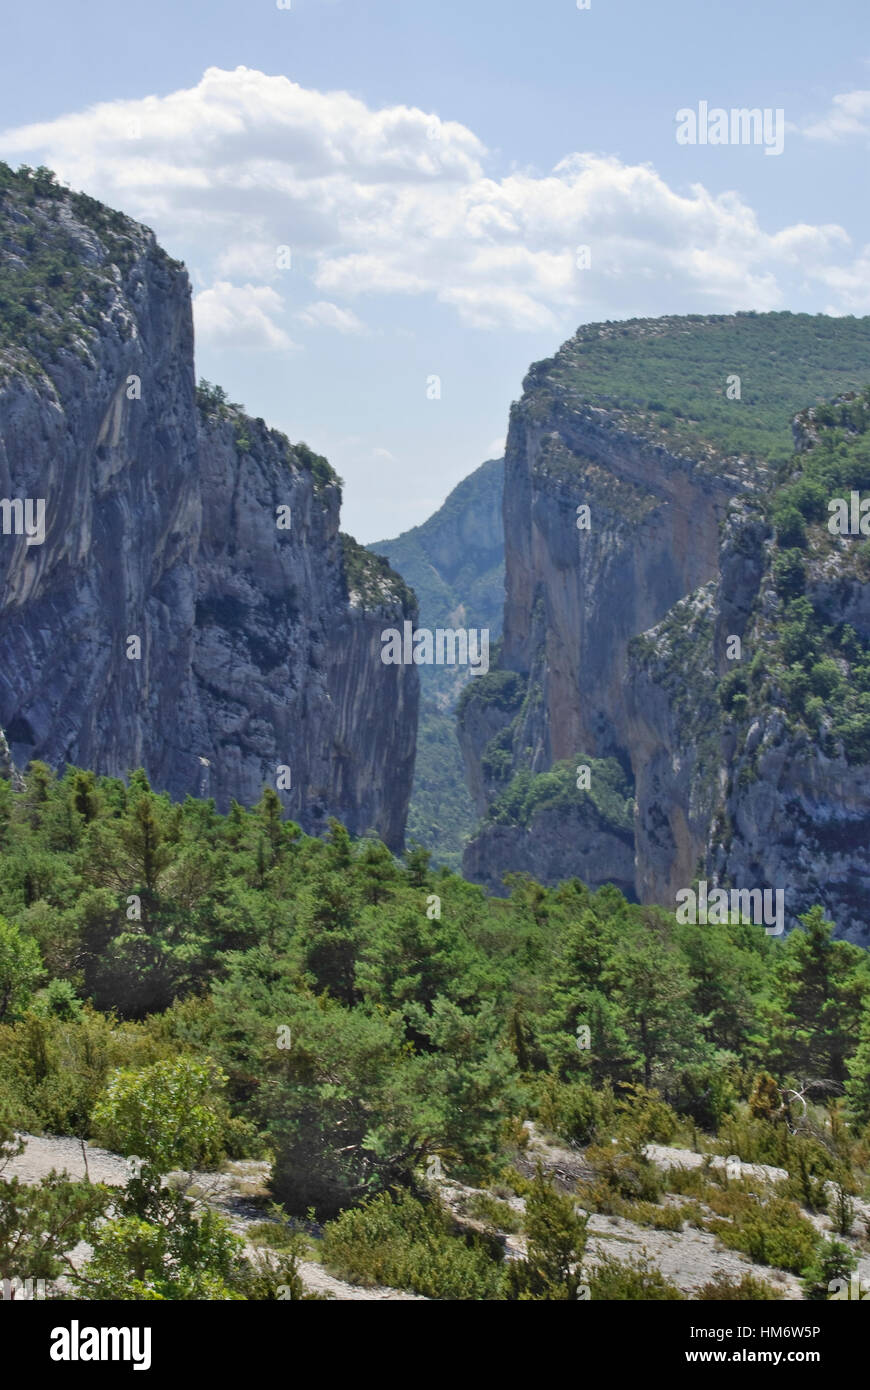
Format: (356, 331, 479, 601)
(2, 66, 868, 334)
(193, 281, 296, 350)
(297, 300, 367, 333)
(802, 90, 870, 140)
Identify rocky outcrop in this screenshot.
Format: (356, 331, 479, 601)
(462, 796, 635, 899)
(0, 169, 417, 846)
(460, 315, 870, 938)
(625, 481, 870, 948)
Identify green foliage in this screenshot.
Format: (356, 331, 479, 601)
(321, 1188, 507, 1299)
(0, 915, 42, 1021)
(0, 1111, 108, 1285)
(506, 1168, 588, 1300)
(528, 312, 870, 471)
(340, 532, 415, 613)
(800, 1238, 858, 1301)
(403, 700, 477, 871)
(76, 1207, 246, 1301)
(92, 1056, 231, 1176)
(588, 1252, 684, 1300)
(0, 1007, 165, 1136)
(0, 763, 867, 1297)
(727, 387, 870, 758)
(484, 756, 634, 835)
(706, 1191, 818, 1273)
(697, 1270, 783, 1300)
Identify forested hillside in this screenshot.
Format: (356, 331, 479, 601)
(2, 763, 870, 1299)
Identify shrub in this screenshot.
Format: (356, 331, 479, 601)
(578, 1142, 664, 1211)
(801, 1238, 858, 1301)
(621, 1199, 684, 1231)
(697, 1271, 783, 1300)
(664, 1163, 713, 1198)
(707, 1194, 819, 1274)
(463, 1191, 524, 1234)
(536, 1076, 600, 1145)
(588, 1253, 684, 1300)
(772, 549, 806, 599)
(615, 1083, 680, 1145)
(320, 1189, 506, 1300)
(506, 1168, 589, 1300)
(773, 504, 806, 548)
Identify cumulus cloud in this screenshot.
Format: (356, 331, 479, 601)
(193, 281, 296, 350)
(297, 300, 366, 332)
(1, 65, 868, 339)
(802, 90, 870, 141)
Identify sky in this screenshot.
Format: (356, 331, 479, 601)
(1, 0, 869, 541)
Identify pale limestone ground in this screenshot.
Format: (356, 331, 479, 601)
(8, 1126, 870, 1302)
(3, 1134, 424, 1301)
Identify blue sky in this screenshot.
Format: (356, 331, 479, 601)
(2, 0, 869, 540)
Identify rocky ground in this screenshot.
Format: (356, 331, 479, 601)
(5, 1124, 868, 1302)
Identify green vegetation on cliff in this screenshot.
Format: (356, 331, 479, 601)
(524, 311, 870, 470)
(484, 755, 634, 835)
(0, 163, 179, 370)
(727, 387, 870, 761)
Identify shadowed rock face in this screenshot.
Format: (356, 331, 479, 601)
(0, 181, 417, 848)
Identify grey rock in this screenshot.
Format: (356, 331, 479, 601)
(0, 182, 417, 847)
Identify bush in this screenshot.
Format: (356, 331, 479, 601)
(773, 549, 806, 599)
(536, 1076, 600, 1145)
(614, 1083, 680, 1145)
(773, 505, 806, 548)
(588, 1253, 684, 1300)
(506, 1168, 588, 1300)
(621, 1199, 684, 1231)
(707, 1194, 819, 1274)
(463, 1191, 524, 1234)
(697, 1271, 783, 1300)
(578, 1142, 664, 1212)
(320, 1189, 506, 1300)
(801, 1238, 857, 1301)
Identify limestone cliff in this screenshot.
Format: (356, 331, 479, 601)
(0, 166, 417, 846)
(460, 313, 870, 935)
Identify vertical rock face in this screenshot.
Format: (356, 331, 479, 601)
(0, 171, 417, 846)
(498, 399, 743, 767)
(460, 314, 870, 938)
